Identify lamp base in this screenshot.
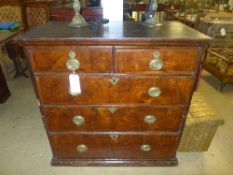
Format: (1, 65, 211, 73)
(143, 17, 162, 27)
(69, 13, 88, 28)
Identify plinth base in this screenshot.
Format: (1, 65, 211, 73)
(51, 157, 178, 166)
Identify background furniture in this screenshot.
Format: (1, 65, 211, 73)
(0, 0, 70, 31)
(21, 0, 69, 7)
(196, 13, 233, 91)
(202, 48, 233, 91)
(0, 64, 10, 103)
(5, 40, 28, 78)
(0, 30, 25, 78)
(0, 3, 24, 25)
(178, 92, 224, 151)
(49, 3, 74, 21)
(49, 3, 103, 22)
(0, 1, 26, 78)
(17, 21, 209, 166)
(25, 4, 49, 31)
(81, 6, 103, 22)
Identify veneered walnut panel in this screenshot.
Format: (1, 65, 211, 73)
(28, 46, 112, 72)
(115, 47, 198, 74)
(42, 106, 184, 132)
(177, 76, 194, 103)
(50, 134, 179, 159)
(35, 75, 193, 105)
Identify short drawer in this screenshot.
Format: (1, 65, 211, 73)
(115, 47, 199, 74)
(35, 75, 193, 105)
(42, 106, 184, 132)
(27, 46, 112, 73)
(50, 134, 179, 159)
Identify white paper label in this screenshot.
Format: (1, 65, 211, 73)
(69, 73, 81, 96)
(220, 28, 226, 36)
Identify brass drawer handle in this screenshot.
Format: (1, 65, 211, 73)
(72, 115, 85, 126)
(149, 58, 163, 70)
(77, 144, 88, 153)
(144, 115, 157, 124)
(148, 87, 161, 97)
(66, 50, 80, 71)
(141, 144, 151, 152)
(149, 51, 163, 70)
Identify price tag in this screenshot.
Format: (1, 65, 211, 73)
(69, 73, 81, 96)
(220, 28, 226, 36)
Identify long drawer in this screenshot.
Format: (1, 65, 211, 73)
(27, 46, 113, 73)
(42, 106, 184, 132)
(35, 75, 194, 105)
(115, 47, 199, 74)
(50, 134, 179, 159)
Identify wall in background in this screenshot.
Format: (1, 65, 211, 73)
(102, 0, 123, 21)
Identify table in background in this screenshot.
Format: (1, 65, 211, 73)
(0, 30, 23, 74)
(0, 30, 23, 103)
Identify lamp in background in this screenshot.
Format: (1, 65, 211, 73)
(142, 0, 162, 27)
(69, 0, 88, 27)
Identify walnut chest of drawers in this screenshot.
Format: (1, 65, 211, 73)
(18, 21, 210, 166)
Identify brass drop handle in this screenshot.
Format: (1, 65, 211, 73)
(66, 50, 80, 71)
(144, 115, 157, 124)
(72, 115, 85, 126)
(141, 144, 151, 152)
(148, 87, 161, 97)
(77, 144, 88, 153)
(149, 51, 163, 70)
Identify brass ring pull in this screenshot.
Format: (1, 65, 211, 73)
(141, 144, 151, 152)
(72, 115, 85, 126)
(66, 50, 80, 71)
(148, 87, 161, 97)
(149, 58, 163, 70)
(149, 51, 163, 70)
(144, 115, 157, 124)
(77, 144, 88, 153)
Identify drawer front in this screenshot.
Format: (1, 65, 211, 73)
(42, 106, 184, 132)
(50, 134, 179, 159)
(27, 46, 113, 73)
(36, 75, 193, 105)
(115, 48, 199, 74)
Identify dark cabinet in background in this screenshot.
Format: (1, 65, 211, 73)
(0, 65, 10, 103)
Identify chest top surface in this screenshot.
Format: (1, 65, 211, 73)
(17, 21, 210, 46)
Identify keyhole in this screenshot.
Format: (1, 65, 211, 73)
(110, 134, 119, 140)
(109, 77, 119, 86)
